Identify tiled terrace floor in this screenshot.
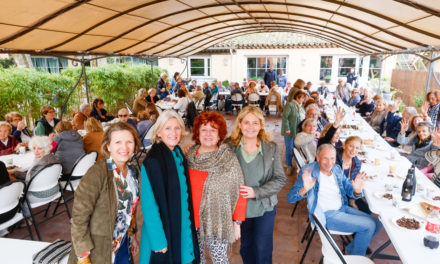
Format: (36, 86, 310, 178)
(7, 113, 401, 263)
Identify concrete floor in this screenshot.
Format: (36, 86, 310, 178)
(7, 113, 401, 263)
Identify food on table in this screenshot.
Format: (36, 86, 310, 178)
(6, 165, 17, 170)
(383, 193, 393, 200)
(396, 217, 420, 230)
(341, 124, 359, 130)
(363, 139, 373, 146)
(433, 196, 440, 201)
(387, 173, 394, 178)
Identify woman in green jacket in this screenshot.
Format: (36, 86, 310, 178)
(281, 90, 307, 175)
(68, 122, 141, 264)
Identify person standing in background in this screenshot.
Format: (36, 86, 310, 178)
(277, 70, 287, 89)
(263, 65, 276, 88)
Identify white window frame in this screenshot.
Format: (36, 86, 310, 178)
(336, 56, 358, 78)
(189, 57, 211, 78)
(246, 56, 288, 80)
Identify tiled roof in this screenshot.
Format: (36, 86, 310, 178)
(210, 33, 338, 49)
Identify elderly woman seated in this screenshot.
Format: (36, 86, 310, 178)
(34, 105, 60, 136)
(15, 136, 59, 183)
(52, 121, 85, 175)
(5, 112, 32, 143)
(0, 122, 25, 156)
(294, 119, 319, 164)
(137, 110, 153, 147)
(347, 88, 361, 107)
(397, 121, 438, 169)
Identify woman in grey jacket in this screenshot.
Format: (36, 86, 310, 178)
(227, 106, 286, 264)
(397, 121, 438, 169)
(53, 121, 85, 175)
(294, 119, 318, 164)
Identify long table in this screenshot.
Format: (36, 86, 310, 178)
(0, 151, 34, 172)
(325, 102, 440, 263)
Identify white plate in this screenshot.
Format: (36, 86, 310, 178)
(391, 216, 425, 231)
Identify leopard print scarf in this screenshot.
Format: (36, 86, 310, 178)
(186, 143, 244, 243)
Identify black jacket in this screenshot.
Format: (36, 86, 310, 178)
(35, 117, 60, 136)
(90, 108, 114, 122)
(263, 70, 276, 87)
(146, 95, 160, 103)
(156, 78, 166, 93)
(143, 142, 200, 264)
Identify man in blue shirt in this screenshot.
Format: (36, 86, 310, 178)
(263, 65, 276, 87)
(287, 144, 381, 256)
(277, 69, 287, 89)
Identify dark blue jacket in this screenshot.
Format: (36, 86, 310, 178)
(380, 112, 402, 146)
(263, 70, 276, 87)
(356, 101, 375, 117)
(336, 148, 361, 180)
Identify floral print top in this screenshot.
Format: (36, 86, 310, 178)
(107, 158, 139, 255)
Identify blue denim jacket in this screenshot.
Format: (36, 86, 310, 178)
(286, 162, 361, 226)
(277, 75, 287, 88)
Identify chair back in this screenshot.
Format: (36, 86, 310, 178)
(0, 181, 24, 214)
(210, 93, 218, 103)
(293, 147, 306, 169)
(248, 93, 260, 102)
(270, 94, 278, 102)
(312, 214, 348, 264)
(27, 164, 62, 193)
(125, 102, 134, 115)
(71, 152, 97, 177)
(231, 93, 243, 102)
(145, 123, 156, 141)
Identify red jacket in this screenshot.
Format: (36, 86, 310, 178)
(189, 168, 247, 228)
(0, 135, 19, 156)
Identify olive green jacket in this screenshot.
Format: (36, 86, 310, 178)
(281, 100, 304, 138)
(68, 159, 123, 264)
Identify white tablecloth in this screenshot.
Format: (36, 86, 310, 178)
(156, 101, 176, 110)
(219, 91, 231, 96)
(325, 101, 440, 263)
(0, 151, 34, 172)
(0, 238, 68, 263)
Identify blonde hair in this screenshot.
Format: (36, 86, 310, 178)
(229, 106, 272, 147)
(0, 121, 12, 134)
(137, 88, 146, 97)
(101, 122, 141, 158)
(344, 136, 362, 146)
(5, 112, 22, 123)
(85, 117, 103, 133)
(150, 110, 186, 144)
(54, 121, 72, 133)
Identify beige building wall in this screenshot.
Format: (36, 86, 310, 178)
(158, 48, 397, 88)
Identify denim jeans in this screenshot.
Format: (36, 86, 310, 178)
(284, 136, 295, 167)
(240, 207, 276, 264)
(114, 232, 130, 264)
(325, 205, 382, 256)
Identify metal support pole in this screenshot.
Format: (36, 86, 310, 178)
(186, 57, 189, 80)
(150, 57, 154, 89)
(60, 61, 85, 119)
(82, 62, 89, 104)
(426, 51, 435, 94)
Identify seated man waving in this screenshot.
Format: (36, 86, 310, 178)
(287, 143, 382, 256)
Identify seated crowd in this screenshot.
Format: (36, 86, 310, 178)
(1, 67, 440, 263)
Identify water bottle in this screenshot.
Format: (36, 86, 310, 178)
(424, 208, 440, 249)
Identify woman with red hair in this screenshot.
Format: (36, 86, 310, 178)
(185, 111, 247, 263)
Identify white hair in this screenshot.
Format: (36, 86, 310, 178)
(405, 106, 418, 117)
(316, 143, 336, 156)
(160, 72, 167, 78)
(29, 136, 53, 155)
(79, 103, 90, 112)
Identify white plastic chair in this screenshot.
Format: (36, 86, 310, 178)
(125, 102, 134, 115)
(231, 93, 244, 113)
(208, 93, 218, 110)
(312, 214, 373, 264)
(247, 93, 260, 107)
(24, 163, 70, 240)
(293, 147, 306, 169)
(61, 151, 97, 192)
(0, 181, 33, 239)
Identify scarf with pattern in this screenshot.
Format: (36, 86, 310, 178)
(186, 143, 244, 243)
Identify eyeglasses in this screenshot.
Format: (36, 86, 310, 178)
(118, 114, 128, 117)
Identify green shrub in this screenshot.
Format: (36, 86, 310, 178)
(0, 58, 16, 69)
(413, 93, 425, 108)
(0, 63, 166, 126)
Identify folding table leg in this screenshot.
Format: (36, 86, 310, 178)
(370, 239, 400, 261)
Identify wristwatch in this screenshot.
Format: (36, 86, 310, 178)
(233, 220, 242, 225)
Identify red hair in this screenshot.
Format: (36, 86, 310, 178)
(192, 111, 227, 146)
